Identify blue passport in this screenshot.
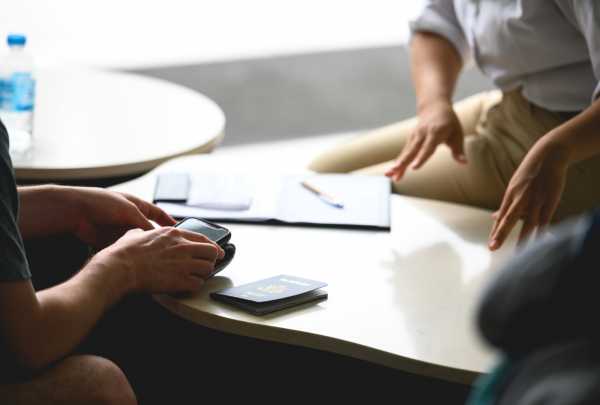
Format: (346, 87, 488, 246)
(209, 275, 328, 316)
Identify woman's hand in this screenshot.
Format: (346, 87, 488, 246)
(489, 139, 571, 251)
(384, 101, 467, 181)
(69, 188, 177, 249)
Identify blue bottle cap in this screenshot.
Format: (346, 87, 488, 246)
(7, 35, 26, 46)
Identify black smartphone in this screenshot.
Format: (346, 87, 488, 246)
(174, 217, 231, 248)
(168, 218, 235, 289)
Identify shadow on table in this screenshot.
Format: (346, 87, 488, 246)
(24, 233, 473, 404)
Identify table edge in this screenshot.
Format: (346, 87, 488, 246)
(153, 292, 481, 386)
(14, 130, 224, 180)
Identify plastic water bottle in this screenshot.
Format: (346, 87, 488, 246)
(0, 34, 35, 160)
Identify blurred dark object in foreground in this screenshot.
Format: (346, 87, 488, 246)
(469, 210, 600, 404)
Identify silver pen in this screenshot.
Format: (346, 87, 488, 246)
(301, 180, 344, 208)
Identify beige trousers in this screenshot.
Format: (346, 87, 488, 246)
(308, 91, 600, 223)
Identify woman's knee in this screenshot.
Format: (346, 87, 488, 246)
(308, 118, 418, 173)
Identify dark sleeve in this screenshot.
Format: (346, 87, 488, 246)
(0, 120, 30, 282)
(476, 211, 600, 358)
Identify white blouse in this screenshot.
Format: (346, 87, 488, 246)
(410, 0, 600, 112)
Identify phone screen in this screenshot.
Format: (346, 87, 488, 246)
(176, 218, 228, 242)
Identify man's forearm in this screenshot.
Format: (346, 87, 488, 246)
(34, 260, 130, 365)
(0, 258, 131, 371)
(17, 185, 79, 239)
(412, 31, 463, 113)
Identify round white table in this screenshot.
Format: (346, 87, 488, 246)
(110, 153, 521, 385)
(13, 68, 225, 180)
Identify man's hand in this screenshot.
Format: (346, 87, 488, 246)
(384, 102, 467, 181)
(0, 225, 225, 372)
(17, 186, 177, 248)
(91, 226, 226, 294)
(488, 140, 570, 251)
(69, 188, 177, 249)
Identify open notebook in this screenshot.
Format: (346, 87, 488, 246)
(156, 173, 390, 230)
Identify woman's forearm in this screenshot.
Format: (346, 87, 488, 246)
(487, 96, 600, 251)
(412, 31, 463, 114)
(539, 97, 600, 165)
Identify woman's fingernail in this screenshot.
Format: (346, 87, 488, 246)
(412, 159, 420, 168)
(490, 240, 500, 249)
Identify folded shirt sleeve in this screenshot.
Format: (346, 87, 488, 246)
(409, 0, 472, 66)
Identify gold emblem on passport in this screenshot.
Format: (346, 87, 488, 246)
(258, 285, 289, 294)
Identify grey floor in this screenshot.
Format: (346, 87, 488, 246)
(132, 46, 494, 147)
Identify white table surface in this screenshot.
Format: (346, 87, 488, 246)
(13, 68, 225, 180)
(109, 151, 520, 385)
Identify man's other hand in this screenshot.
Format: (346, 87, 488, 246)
(69, 188, 177, 249)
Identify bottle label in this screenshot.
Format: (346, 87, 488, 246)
(0, 72, 35, 112)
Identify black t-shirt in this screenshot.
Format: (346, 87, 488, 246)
(0, 120, 30, 281)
